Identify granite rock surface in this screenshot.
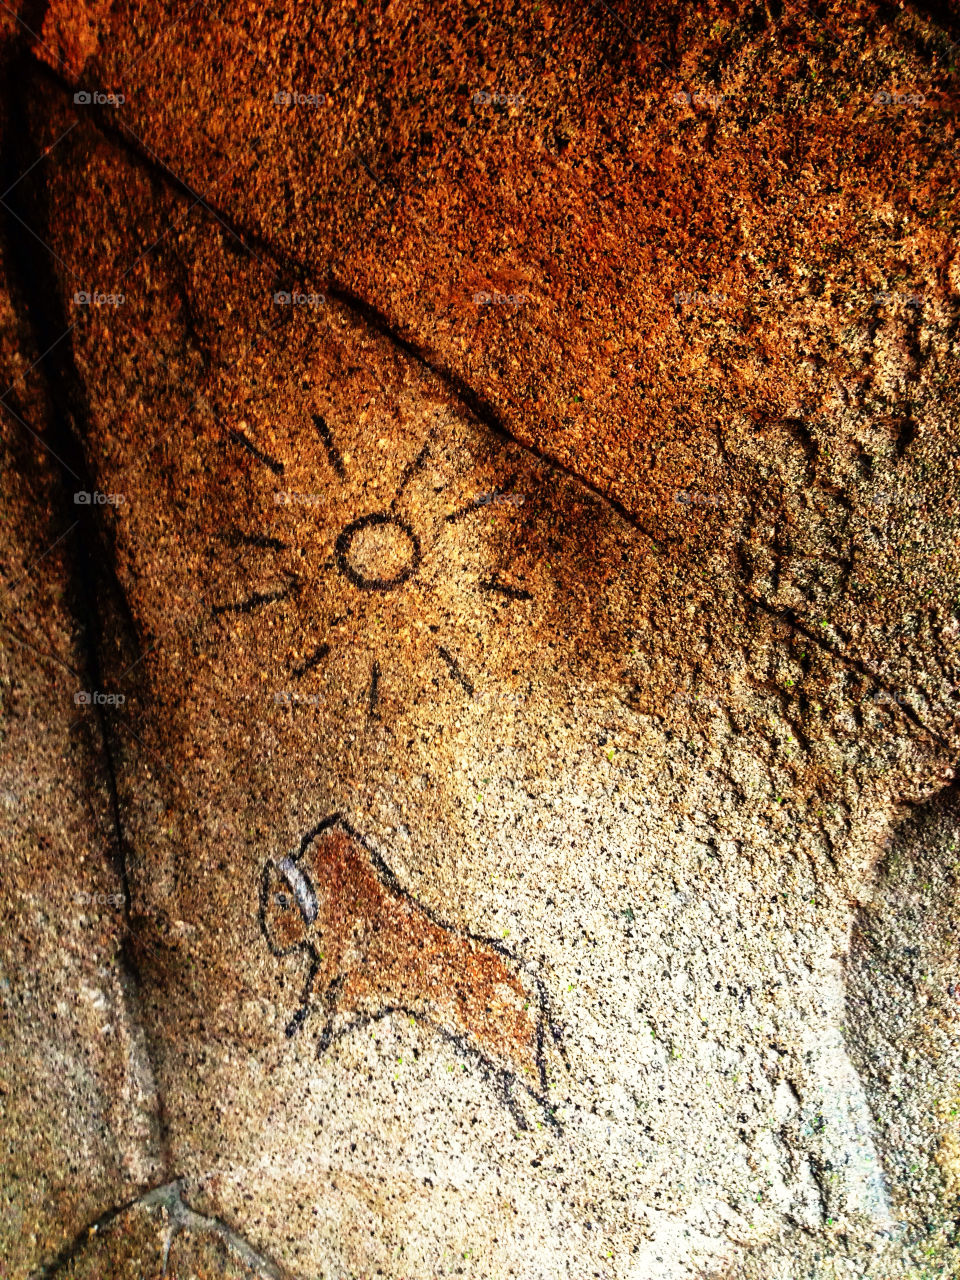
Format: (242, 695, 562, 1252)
(1, 2, 959, 1278)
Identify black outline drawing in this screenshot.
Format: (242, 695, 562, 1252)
(211, 420, 536, 701)
(438, 644, 474, 698)
(259, 814, 567, 1130)
(227, 425, 285, 476)
(334, 511, 422, 591)
(312, 412, 346, 478)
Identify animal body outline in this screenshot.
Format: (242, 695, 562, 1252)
(259, 813, 567, 1129)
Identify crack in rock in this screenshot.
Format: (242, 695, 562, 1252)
(30, 1180, 294, 1280)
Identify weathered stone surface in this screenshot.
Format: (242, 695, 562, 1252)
(1, 1, 960, 1278)
(28, 1182, 283, 1279)
(0, 242, 164, 1270)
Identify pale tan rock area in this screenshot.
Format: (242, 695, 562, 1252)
(1, 1, 959, 1278)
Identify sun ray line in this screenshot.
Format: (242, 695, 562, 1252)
(312, 412, 346, 479)
(212, 581, 296, 617)
(478, 578, 533, 601)
(292, 641, 330, 679)
(226, 426, 285, 476)
(444, 497, 487, 524)
(391, 440, 431, 510)
(225, 530, 288, 551)
(438, 645, 474, 698)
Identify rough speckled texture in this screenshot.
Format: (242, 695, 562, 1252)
(0, 235, 164, 1269)
(1, 1, 960, 1278)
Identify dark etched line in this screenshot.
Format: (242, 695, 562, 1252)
(292, 641, 330, 678)
(368, 660, 381, 717)
(28, 58, 669, 548)
(226, 530, 288, 551)
(535, 1017, 547, 1093)
(479, 578, 533, 601)
(312, 412, 345, 478)
(227, 426, 284, 476)
(285, 943, 321, 1039)
(391, 441, 430, 508)
(313, 1002, 560, 1132)
(445, 497, 488, 524)
(212, 583, 294, 617)
(438, 645, 474, 698)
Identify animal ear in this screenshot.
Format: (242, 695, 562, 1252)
(259, 861, 311, 956)
(277, 855, 318, 924)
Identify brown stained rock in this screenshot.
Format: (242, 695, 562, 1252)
(3, 83, 957, 1275)
(35, 0, 113, 79)
(2, 2, 960, 1279)
(21, 0, 960, 572)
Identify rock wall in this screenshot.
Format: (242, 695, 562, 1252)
(1, 2, 959, 1277)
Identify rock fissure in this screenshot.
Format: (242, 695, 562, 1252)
(29, 1180, 298, 1280)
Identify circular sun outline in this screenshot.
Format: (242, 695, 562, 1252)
(212, 420, 533, 709)
(333, 512, 422, 592)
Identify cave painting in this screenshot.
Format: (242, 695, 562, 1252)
(211, 411, 542, 719)
(259, 815, 566, 1128)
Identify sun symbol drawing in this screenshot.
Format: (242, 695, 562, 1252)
(204, 403, 555, 722)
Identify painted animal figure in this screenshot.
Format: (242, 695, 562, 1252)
(259, 814, 566, 1128)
